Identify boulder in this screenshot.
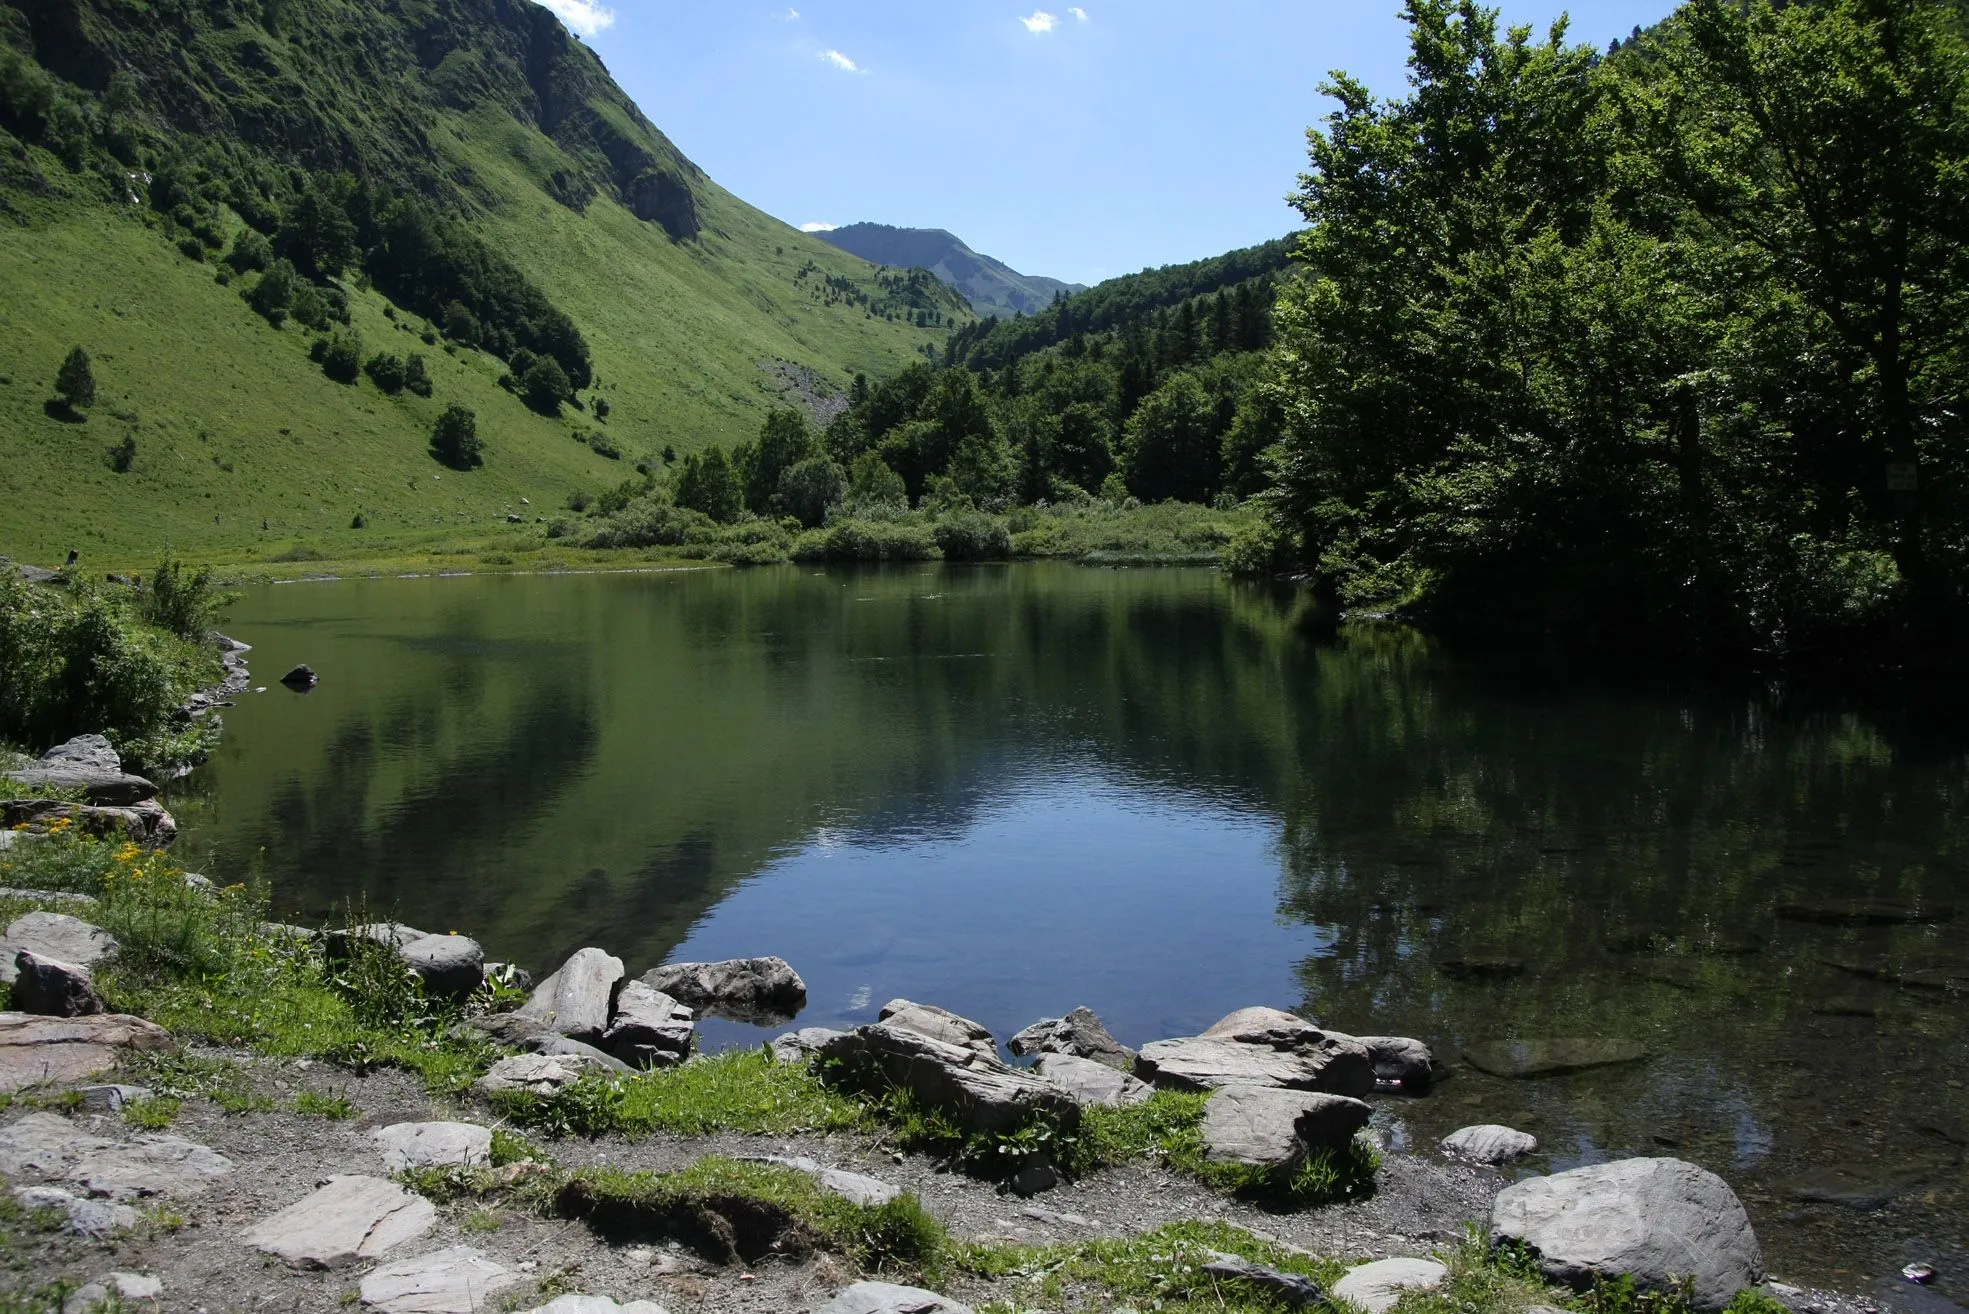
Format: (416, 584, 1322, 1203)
(474, 1052, 608, 1095)
(1008, 1006, 1135, 1070)
(819, 1023, 1080, 1136)
(521, 1034, 633, 1073)
(878, 999, 997, 1058)
(1332, 1258, 1449, 1314)
(4, 735, 157, 805)
(0, 800, 175, 845)
(1200, 1254, 1325, 1308)
(399, 934, 485, 999)
(0, 912, 118, 985)
(1491, 1157, 1765, 1311)
(813, 1282, 974, 1314)
(1031, 1052, 1152, 1108)
(12, 951, 104, 1017)
(280, 664, 318, 688)
(13, 1185, 141, 1238)
(741, 1154, 902, 1207)
(0, 1012, 171, 1093)
(1136, 1007, 1374, 1096)
(1442, 1124, 1538, 1165)
(771, 1026, 846, 1064)
(1464, 1039, 1648, 1079)
(602, 980, 694, 1068)
(1350, 1035, 1436, 1092)
(373, 1122, 493, 1172)
(516, 1299, 670, 1314)
(1197, 1085, 1372, 1180)
(242, 1174, 437, 1268)
(642, 955, 806, 1023)
(359, 1244, 523, 1313)
(517, 948, 625, 1043)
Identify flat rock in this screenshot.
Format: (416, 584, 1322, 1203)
(70, 1132, 234, 1197)
(13, 1185, 141, 1238)
(1442, 1124, 1539, 1165)
(374, 1122, 493, 1172)
(1198, 1085, 1372, 1177)
(879, 999, 997, 1058)
(0, 1012, 170, 1092)
(518, 948, 624, 1042)
(1775, 1160, 1950, 1210)
(643, 955, 806, 1023)
(1464, 1038, 1648, 1079)
(772, 1026, 846, 1064)
(1032, 1052, 1152, 1107)
(12, 951, 103, 1016)
(744, 1154, 902, 1206)
(516, 1299, 670, 1314)
(1200, 1254, 1324, 1307)
(1008, 1006, 1135, 1070)
(1332, 1257, 1450, 1313)
(5, 735, 157, 805)
(61, 1271, 162, 1313)
(0, 1112, 114, 1177)
(0, 800, 175, 846)
(343, 922, 429, 950)
(0, 913, 118, 986)
(1137, 1008, 1375, 1096)
(399, 935, 485, 999)
(1778, 899, 1953, 926)
(243, 1174, 437, 1268)
(1492, 1157, 1764, 1311)
(474, 1052, 607, 1095)
(812, 1282, 974, 1314)
(819, 1023, 1080, 1136)
(603, 980, 694, 1068)
(359, 1245, 524, 1313)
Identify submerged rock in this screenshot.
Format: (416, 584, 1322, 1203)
(1008, 1006, 1136, 1070)
(1491, 1157, 1764, 1311)
(1463, 1038, 1648, 1079)
(1776, 1160, 1953, 1210)
(643, 955, 806, 1023)
(1778, 899, 1954, 926)
(1136, 1007, 1374, 1096)
(280, 664, 318, 688)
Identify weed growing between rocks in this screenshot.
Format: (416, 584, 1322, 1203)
(121, 1094, 182, 1129)
(489, 1049, 867, 1140)
(291, 1089, 356, 1119)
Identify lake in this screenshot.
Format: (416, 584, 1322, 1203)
(168, 563, 1969, 1297)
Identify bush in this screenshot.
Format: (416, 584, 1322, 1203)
(321, 330, 362, 384)
(109, 435, 136, 473)
(245, 260, 297, 326)
(226, 228, 272, 273)
(585, 500, 716, 549)
(443, 300, 479, 345)
(521, 356, 572, 415)
(139, 552, 232, 640)
(777, 456, 848, 528)
(430, 404, 482, 470)
(404, 354, 432, 398)
(933, 510, 1012, 561)
(54, 346, 95, 411)
(587, 433, 621, 460)
(792, 518, 938, 562)
(364, 352, 407, 394)
(289, 282, 331, 332)
(176, 234, 204, 261)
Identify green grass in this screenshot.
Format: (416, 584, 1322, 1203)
(121, 1094, 182, 1129)
(488, 1048, 867, 1140)
(293, 1088, 357, 1120)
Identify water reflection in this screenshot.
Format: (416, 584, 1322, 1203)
(174, 565, 1968, 1290)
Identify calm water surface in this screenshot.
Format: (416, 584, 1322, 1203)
(169, 564, 1969, 1296)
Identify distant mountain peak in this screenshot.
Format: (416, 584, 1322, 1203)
(815, 223, 1085, 317)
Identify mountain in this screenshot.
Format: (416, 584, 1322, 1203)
(0, 0, 974, 562)
(814, 223, 1084, 319)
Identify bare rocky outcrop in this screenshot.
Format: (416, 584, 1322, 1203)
(0, 1012, 171, 1093)
(1136, 1007, 1375, 1096)
(242, 1174, 436, 1269)
(1491, 1158, 1765, 1311)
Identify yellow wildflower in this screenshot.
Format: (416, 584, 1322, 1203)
(114, 842, 142, 864)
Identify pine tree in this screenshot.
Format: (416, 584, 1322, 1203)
(54, 347, 95, 410)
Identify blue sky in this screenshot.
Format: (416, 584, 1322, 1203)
(547, 2, 1677, 286)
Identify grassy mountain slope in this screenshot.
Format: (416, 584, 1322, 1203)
(817, 222, 1084, 318)
(0, 0, 972, 564)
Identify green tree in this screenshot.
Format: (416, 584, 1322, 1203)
(521, 356, 572, 415)
(778, 456, 849, 527)
(246, 260, 297, 326)
(847, 450, 908, 507)
(429, 404, 482, 469)
(54, 346, 95, 411)
(226, 228, 272, 273)
(742, 408, 814, 514)
(675, 446, 743, 522)
(1122, 371, 1218, 503)
(443, 300, 479, 345)
(1051, 402, 1113, 493)
(282, 174, 358, 279)
(321, 329, 362, 384)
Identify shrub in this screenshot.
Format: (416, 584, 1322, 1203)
(288, 282, 330, 332)
(430, 404, 482, 470)
(777, 456, 848, 528)
(521, 356, 572, 415)
(54, 346, 95, 411)
(567, 490, 592, 513)
(245, 260, 296, 326)
(109, 435, 136, 473)
(138, 552, 232, 640)
(321, 330, 362, 384)
(226, 228, 272, 273)
(404, 354, 432, 398)
(443, 301, 479, 345)
(363, 352, 407, 394)
(933, 510, 1012, 561)
(585, 500, 715, 549)
(792, 519, 937, 562)
(592, 396, 610, 420)
(587, 433, 621, 460)
(176, 234, 204, 261)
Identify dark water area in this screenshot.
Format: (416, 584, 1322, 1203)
(168, 564, 1969, 1297)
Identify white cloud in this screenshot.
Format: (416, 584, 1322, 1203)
(782, 6, 799, 18)
(1021, 10, 1058, 33)
(1068, 6, 1089, 21)
(538, 0, 614, 36)
(801, 222, 837, 232)
(819, 48, 861, 71)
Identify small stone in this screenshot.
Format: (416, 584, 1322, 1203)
(813, 1281, 974, 1314)
(13, 1185, 141, 1237)
(474, 1052, 607, 1095)
(359, 1245, 523, 1313)
(1009, 1158, 1058, 1196)
(77, 1084, 152, 1113)
(1904, 1263, 1938, 1285)
(1332, 1258, 1450, 1314)
(65, 1272, 163, 1310)
(1201, 1254, 1324, 1308)
(1441, 1124, 1539, 1165)
(373, 1122, 492, 1172)
(242, 1174, 436, 1268)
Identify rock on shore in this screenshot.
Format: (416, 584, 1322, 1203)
(1135, 1007, 1375, 1096)
(642, 955, 806, 1023)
